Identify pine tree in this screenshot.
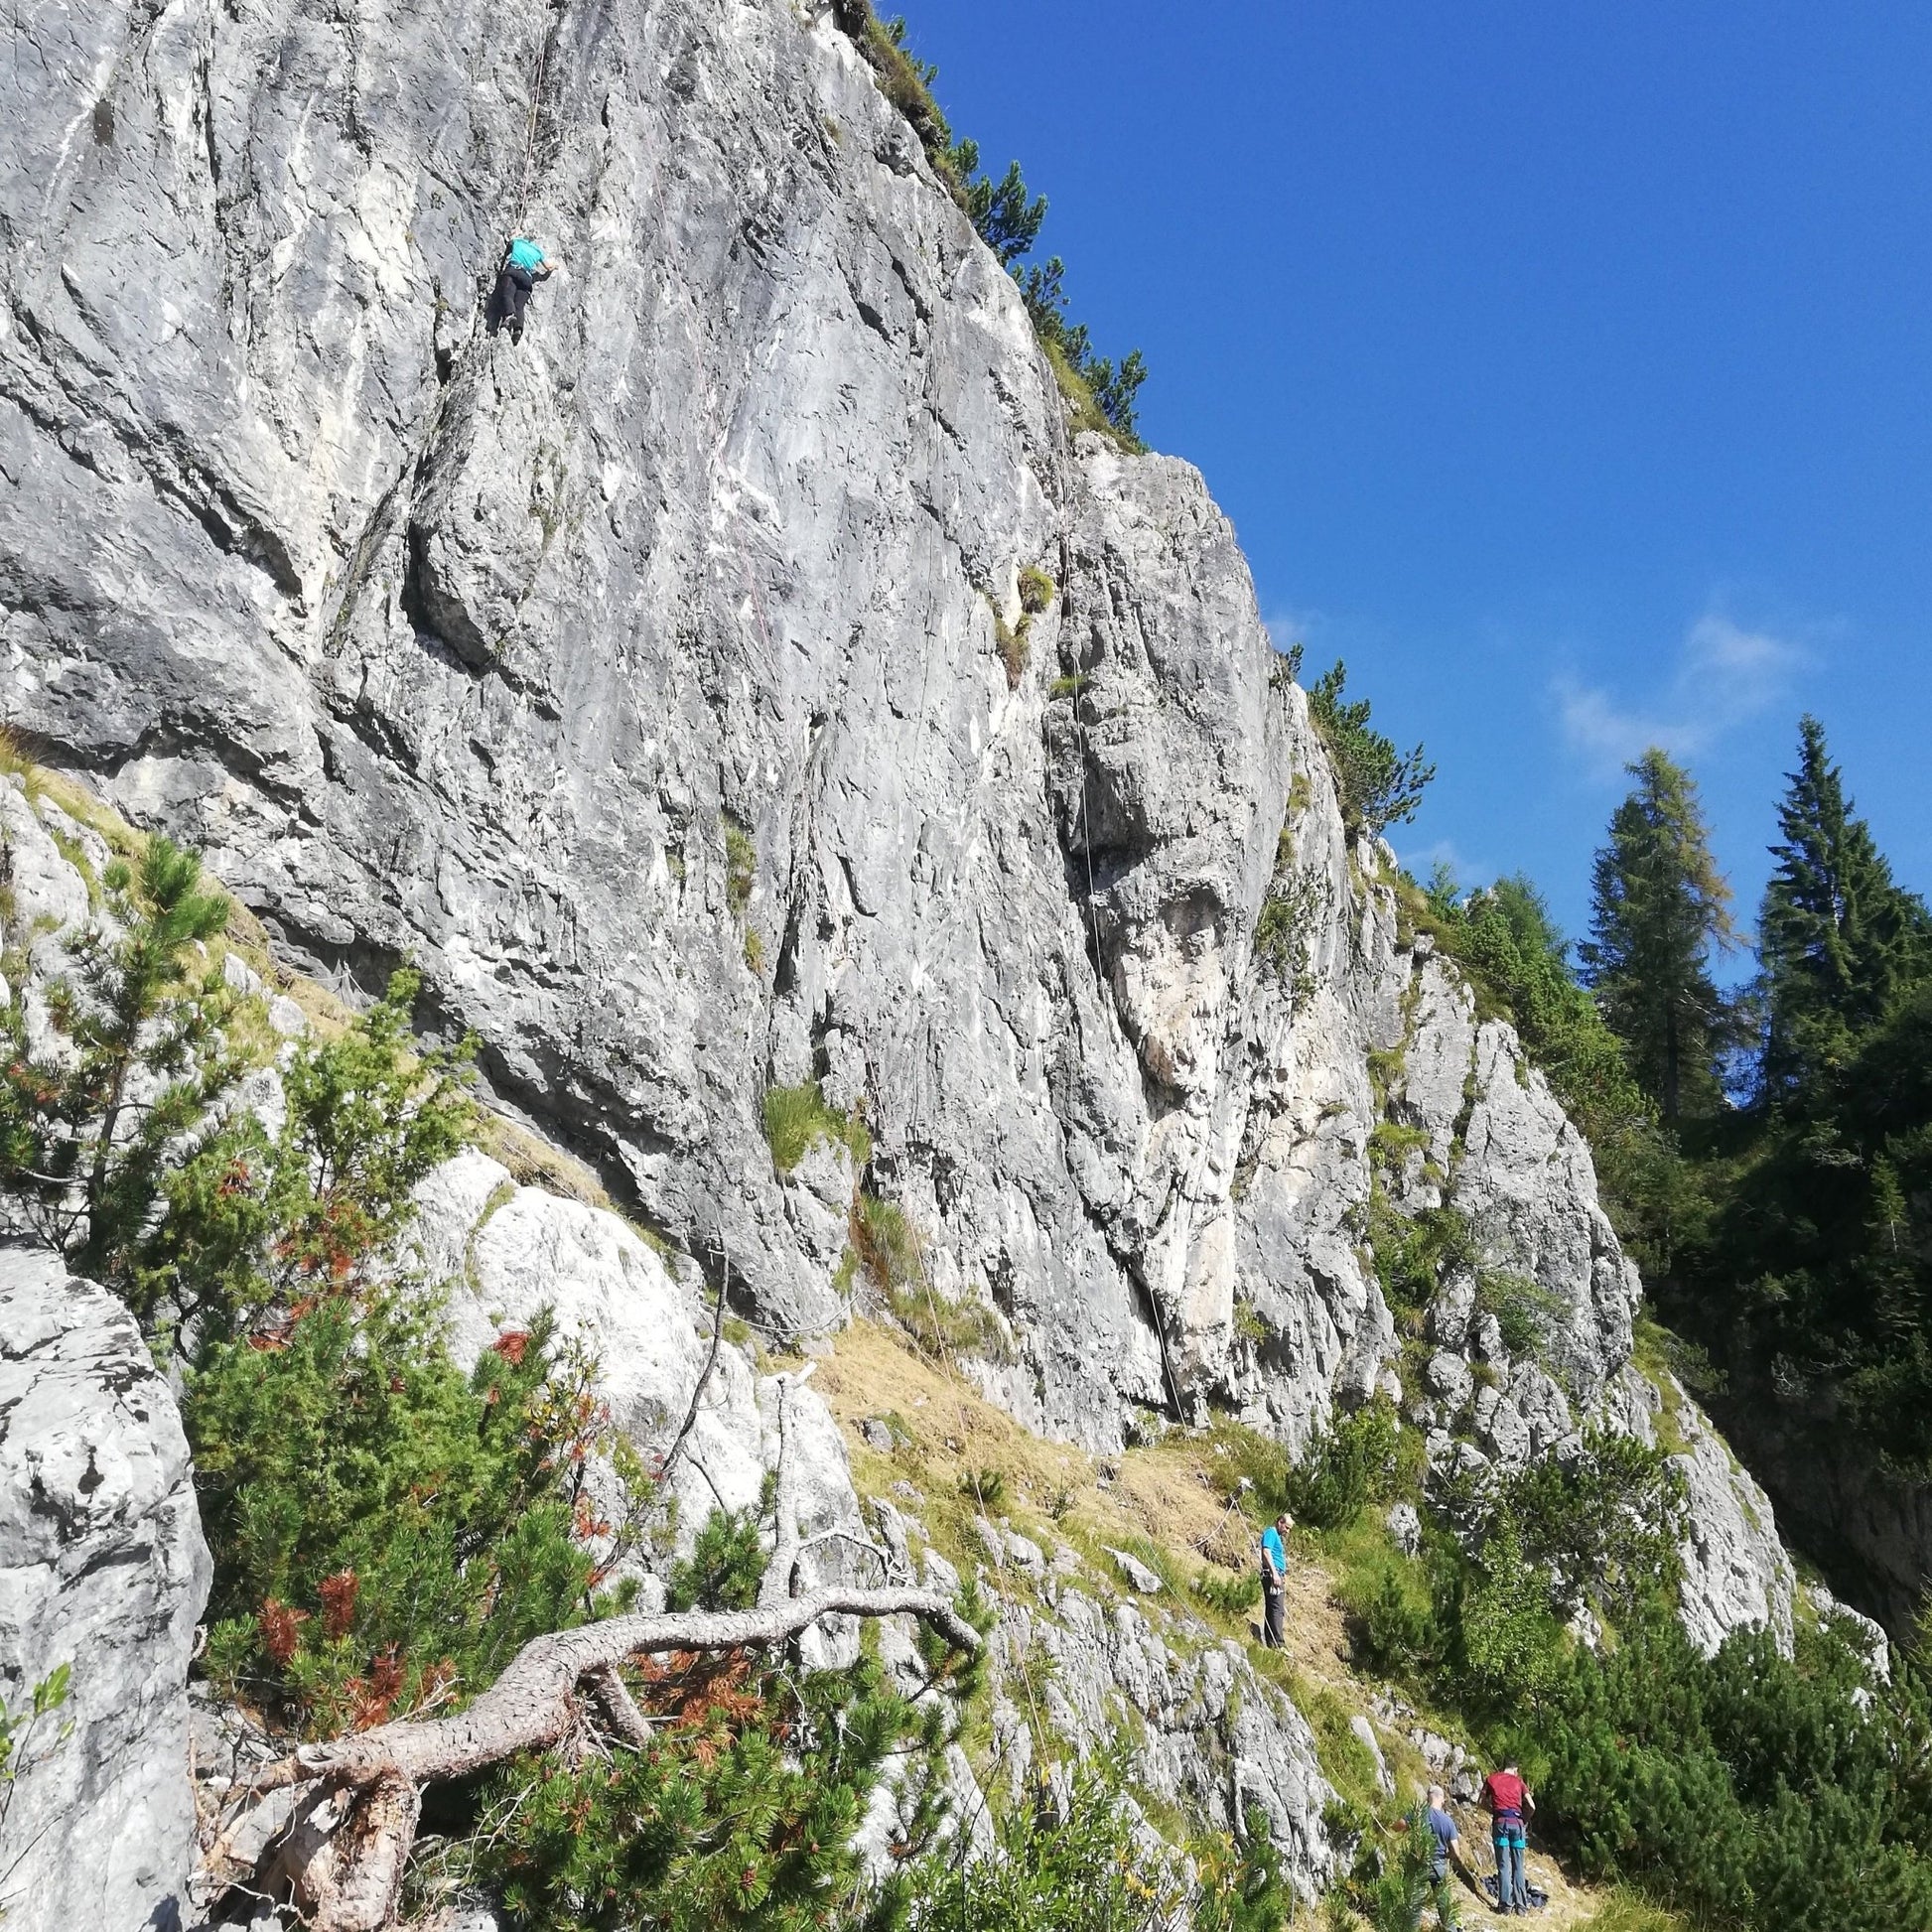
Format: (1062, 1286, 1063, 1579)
(1580, 749, 1736, 1122)
(1759, 715, 1932, 1101)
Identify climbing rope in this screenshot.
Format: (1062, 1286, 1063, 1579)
(509, 0, 563, 230)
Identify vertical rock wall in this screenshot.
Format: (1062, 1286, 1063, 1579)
(0, 0, 1821, 1646)
(0, 1248, 211, 1932)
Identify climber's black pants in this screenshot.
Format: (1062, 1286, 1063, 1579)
(488, 265, 536, 340)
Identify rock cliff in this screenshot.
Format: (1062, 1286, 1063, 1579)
(0, 0, 1807, 1648)
(0, 1246, 211, 1931)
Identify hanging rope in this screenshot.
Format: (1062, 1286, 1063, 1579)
(509, 0, 563, 232)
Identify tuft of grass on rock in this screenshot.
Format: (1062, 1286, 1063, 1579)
(761, 1082, 871, 1174)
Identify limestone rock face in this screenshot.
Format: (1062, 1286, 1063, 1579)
(0, 0, 1813, 1659)
(408, 1150, 869, 1651)
(0, 1247, 212, 1932)
(1596, 1366, 1797, 1657)
(981, 1587, 1333, 1899)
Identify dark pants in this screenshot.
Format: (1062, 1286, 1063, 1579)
(487, 264, 535, 341)
(1262, 1580, 1285, 1647)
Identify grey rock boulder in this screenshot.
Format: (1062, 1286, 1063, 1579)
(0, 1246, 211, 1932)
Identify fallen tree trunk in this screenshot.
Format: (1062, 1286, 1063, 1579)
(205, 1373, 978, 1932)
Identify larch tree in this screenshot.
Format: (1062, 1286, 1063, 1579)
(1580, 749, 1737, 1123)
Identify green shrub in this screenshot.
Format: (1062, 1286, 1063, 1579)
(1191, 1567, 1262, 1619)
(1529, 1613, 1932, 1931)
(1286, 1401, 1402, 1530)
(665, 1504, 766, 1613)
(1368, 1194, 1476, 1318)
(0, 835, 233, 1285)
(131, 970, 474, 1356)
(1202, 1419, 1295, 1518)
(191, 1301, 640, 1737)
(1348, 1800, 1457, 1932)
(959, 1467, 1006, 1509)
(761, 1081, 870, 1173)
(1474, 1269, 1562, 1357)
(474, 1646, 959, 1932)
(906, 1756, 1291, 1932)
(1306, 661, 1435, 838)
(853, 1191, 923, 1292)
(0, 1663, 73, 1860)
(991, 603, 1028, 687)
(1352, 1566, 1438, 1679)
(1441, 1516, 1569, 1714)
(1497, 1428, 1686, 1620)
(464, 1484, 988, 1932)
(1255, 866, 1328, 985)
(1018, 565, 1055, 615)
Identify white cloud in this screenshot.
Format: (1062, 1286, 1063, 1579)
(1556, 612, 1806, 776)
(1398, 837, 1494, 891)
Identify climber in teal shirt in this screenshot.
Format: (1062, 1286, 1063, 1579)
(1260, 1511, 1291, 1648)
(488, 235, 559, 345)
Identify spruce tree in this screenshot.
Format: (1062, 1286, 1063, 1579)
(1580, 749, 1736, 1121)
(1759, 715, 1932, 1101)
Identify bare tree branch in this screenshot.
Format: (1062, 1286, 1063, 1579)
(217, 1580, 978, 1932)
(759, 1365, 814, 1610)
(583, 1662, 653, 1749)
(658, 1237, 731, 1486)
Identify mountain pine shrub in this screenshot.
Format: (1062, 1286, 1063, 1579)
(1306, 661, 1435, 839)
(192, 1302, 644, 1737)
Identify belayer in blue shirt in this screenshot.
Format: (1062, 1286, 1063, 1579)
(1259, 1511, 1292, 1648)
(488, 235, 559, 345)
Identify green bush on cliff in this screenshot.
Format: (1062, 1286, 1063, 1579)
(1285, 1401, 1403, 1530)
(192, 1300, 640, 1737)
(1306, 660, 1435, 839)
(907, 1756, 1292, 1932)
(0, 835, 234, 1287)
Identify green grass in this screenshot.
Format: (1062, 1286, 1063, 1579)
(988, 602, 1028, 687)
(1040, 334, 1132, 446)
(1018, 566, 1055, 615)
(1576, 1890, 1695, 1932)
(1370, 1120, 1431, 1172)
(761, 1082, 871, 1174)
(1475, 1270, 1563, 1358)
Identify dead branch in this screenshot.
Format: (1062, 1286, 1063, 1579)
(212, 1372, 976, 1932)
(658, 1237, 732, 1486)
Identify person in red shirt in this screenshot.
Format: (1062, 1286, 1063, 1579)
(1481, 1761, 1534, 1914)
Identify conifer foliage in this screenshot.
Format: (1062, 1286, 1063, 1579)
(0, 836, 232, 1276)
(1580, 750, 1737, 1121)
(1759, 714, 1931, 1102)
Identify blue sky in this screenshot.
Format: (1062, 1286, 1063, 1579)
(904, 1, 1931, 950)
